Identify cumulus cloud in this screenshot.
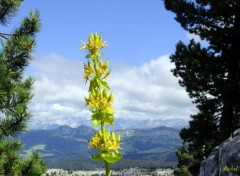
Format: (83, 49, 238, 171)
(26, 53, 196, 128)
(110, 55, 195, 119)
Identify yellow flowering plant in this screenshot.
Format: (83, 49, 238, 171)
(81, 33, 122, 176)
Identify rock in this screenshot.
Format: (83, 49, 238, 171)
(199, 129, 240, 176)
(233, 128, 240, 137)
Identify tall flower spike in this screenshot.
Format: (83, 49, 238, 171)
(81, 33, 122, 176)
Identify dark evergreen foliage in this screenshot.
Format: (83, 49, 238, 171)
(173, 143, 193, 176)
(0, 0, 46, 175)
(163, 0, 240, 175)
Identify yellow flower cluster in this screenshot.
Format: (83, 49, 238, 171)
(83, 59, 110, 82)
(89, 131, 121, 152)
(83, 61, 94, 82)
(85, 88, 113, 111)
(96, 60, 110, 78)
(80, 33, 108, 54)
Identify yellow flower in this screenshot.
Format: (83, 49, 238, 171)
(85, 89, 113, 110)
(80, 33, 108, 54)
(89, 131, 121, 152)
(96, 66, 106, 75)
(83, 63, 94, 82)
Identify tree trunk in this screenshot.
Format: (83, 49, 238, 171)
(219, 1, 240, 142)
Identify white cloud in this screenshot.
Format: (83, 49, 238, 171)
(51, 103, 77, 113)
(110, 55, 195, 120)
(26, 53, 196, 128)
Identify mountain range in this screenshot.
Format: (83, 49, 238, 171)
(30, 118, 188, 130)
(20, 125, 182, 163)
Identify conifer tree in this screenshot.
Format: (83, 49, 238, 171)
(0, 0, 46, 175)
(173, 143, 193, 176)
(162, 0, 240, 175)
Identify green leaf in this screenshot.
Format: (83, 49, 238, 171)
(89, 79, 97, 92)
(98, 52, 104, 57)
(95, 78, 101, 87)
(112, 132, 116, 140)
(92, 154, 103, 162)
(117, 135, 121, 141)
(99, 79, 110, 90)
(105, 114, 114, 125)
(105, 107, 114, 114)
(91, 119, 101, 127)
(91, 111, 104, 121)
(86, 54, 92, 58)
(103, 69, 111, 79)
(101, 152, 122, 163)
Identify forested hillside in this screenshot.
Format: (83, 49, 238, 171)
(20, 125, 181, 168)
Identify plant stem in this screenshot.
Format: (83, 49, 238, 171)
(101, 122, 110, 175)
(101, 122, 105, 134)
(105, 160, 111, 176)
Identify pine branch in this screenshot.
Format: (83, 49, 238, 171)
(0, 7, 9, 24)
(0, 32, 12, 39)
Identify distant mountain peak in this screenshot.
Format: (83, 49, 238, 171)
(20, 125, 181, 163)
(77, 125, 94, 130)
(30, 118, 188, 131)
(58, 125, 75, 135)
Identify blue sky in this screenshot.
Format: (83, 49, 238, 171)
(6, 1, 199, 128)
(17, 0, 187, 65)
